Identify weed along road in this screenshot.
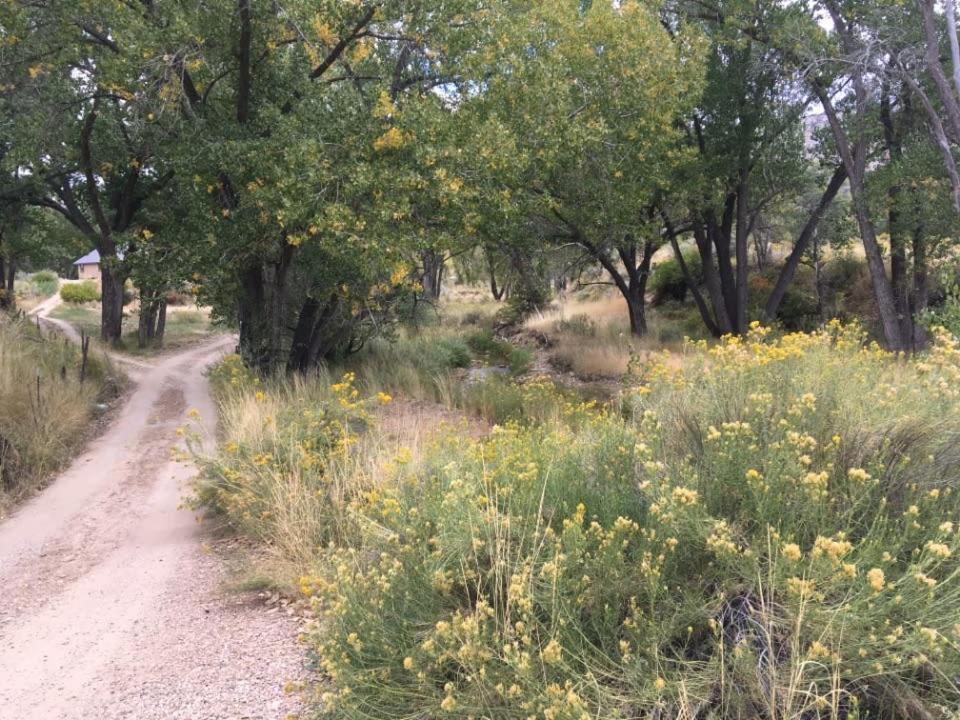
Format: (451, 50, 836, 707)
(0, 337, 304, 719)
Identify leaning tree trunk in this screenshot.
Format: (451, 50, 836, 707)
(100, 264, 125, 344)
(813, 78, 908, 351)
(764, 165, 847, 321)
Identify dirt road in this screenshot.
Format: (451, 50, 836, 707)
(0, 334, 305, 719)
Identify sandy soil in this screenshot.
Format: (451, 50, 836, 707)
(0, 330, 306, 719)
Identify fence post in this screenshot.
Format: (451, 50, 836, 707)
(79, 329, 90, 384)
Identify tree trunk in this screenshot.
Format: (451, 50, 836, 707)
(919, 0, 960, 143)
(137, 293, 155, 349)
(287, 294, 343, 372)
(813, 79, 907, 350)
(618, 239, 654, 338)
(100, 264, 125, 344)
(912, 221, 930, 349)
(236, 242, 297, 373)
(137, 289, 167, 348)
(734, 168, 750, 333)
(709, 202, 738, 325)
(420, 249, 444, 300)
(625, 288, 647, 337)
(287, 296, 320, 373)
(694, 221, 733, 334)
(660, 210, 719, 336)
(237, 264, 268, 371)
(880, 81, 915, 346)
(155, 299, 167, 345)
(486, 248, 508, 300)
(764, 164, 847, 321)
(0, 255, 11, 311)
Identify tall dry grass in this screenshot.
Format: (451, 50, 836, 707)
(0, 316, 113, 512)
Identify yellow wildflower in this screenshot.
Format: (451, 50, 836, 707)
(867, 567, 885, 593)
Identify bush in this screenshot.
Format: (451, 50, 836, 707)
(922, 282, 960, 339)
(435, 336, 473, 369)
(60, 281, 100, 303)
(338, 330, 476, 401)
(649, 251, 702, 306)
(296, 323, 960, 719)
(30, 271, 58, 297)
(507, 346, 533, 375)
(465, 329, 529, 374)
(191, 360, 381, 565)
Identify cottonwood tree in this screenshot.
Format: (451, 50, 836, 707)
(799, 0, 957, 349)
(142, 0, 515, 372)
(457, 0, 705, 336)
(655, 0, 854, 337)
(1, 0, 182, 342)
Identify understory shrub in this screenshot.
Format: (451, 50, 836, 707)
(649, 251, 703, 306)
(191, 357, 388, 566)
(30, 270, 58, 297)
(60, 280, 100, 303)
(198, 323, 960, 719)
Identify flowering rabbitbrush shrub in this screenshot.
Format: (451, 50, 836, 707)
(191, 356, 388, 566)
(298, 323, 960, 720)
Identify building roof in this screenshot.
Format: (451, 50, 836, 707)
(73, 249, 101, 266)
(73, 249, 124, 266)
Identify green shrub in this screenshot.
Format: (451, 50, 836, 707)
(60, 281, 100, 303)
(298, 324, 960, 719)
(507, 346, 533, 375)
(191, 359, 379, 565)
(30, 271, 58, 297)
(435, 336, 473, 369)
(923, 282, 960, 339)
(649, 251, 702, 306)
(465, 329, 528, 374)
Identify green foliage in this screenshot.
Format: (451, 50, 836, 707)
(30, 271, 58, 297)
(649, 253, 703, 306)
(923, 283, 960, 338)
(287, 325, 960, 719)
(434, 337, 473, 370)
(60, 281, 100, 304)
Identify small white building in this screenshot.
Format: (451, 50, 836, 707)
(73, 250, 102, 282)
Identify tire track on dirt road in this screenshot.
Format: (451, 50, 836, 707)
(0, 335, 306, 719)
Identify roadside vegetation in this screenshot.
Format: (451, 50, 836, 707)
(7, 0, 960, 718)
(191, 316, 960, 719)
(0, 316, 115, 514)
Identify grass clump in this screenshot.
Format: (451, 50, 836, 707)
(197, 322, 960, 719)
(0, 316, 113, 512)
(60, 280, 100, 303)
(30, 270, 59, 297)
